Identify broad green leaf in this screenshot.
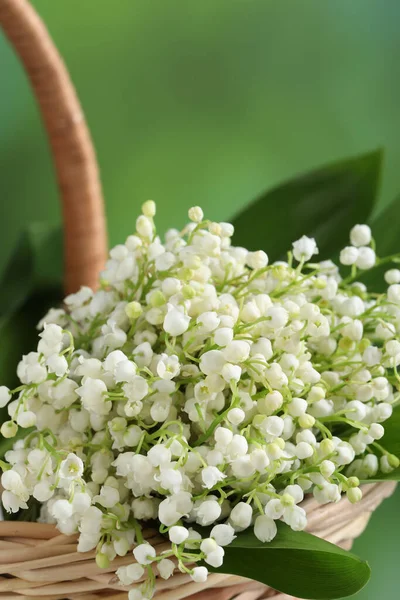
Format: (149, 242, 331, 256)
(208, 522, 370, 599)
(360, 194, 400, 291)
(361, 405, 400, 482)
(231, 150, 382, 261)
(370, 195, 400, 258)
(0, 225, 63, 425)
(381, 404, 400, 458)
(0, 289, 62, 387)
(0, 224, 62, 326)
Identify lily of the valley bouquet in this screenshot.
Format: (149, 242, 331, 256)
(1, 149, 400, 600)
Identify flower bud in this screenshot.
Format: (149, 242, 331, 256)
(229, 502, 252, 529)
(188, 206, 204, 223)
(179, 286, 194, 302)
(257, 391, 283, 416)
(227, 408, 245, 425)
(350, 224, 371, 247)
(215, 427, 233, 446)
(210, 524, 236, 546)
(125, 301, 143, 320)
(246, 250, 268, 270)
(356, 247, 376, 270)
(16, 411, 36, 428)
(178, 267, 194, 281)
(0, 421, 17, 438)
(191, 566, 208, 582)
(281, 493, 295, 507)
(320, 459, 336, 478)
(169, 526, 189, 545)
(347, 487, 362, 504)
(347, 476, 360, 488)
(298, 414, 315, 429)
(142, 200, 156, 217)
(200, 537, 217, 554)
(136, 215, 153, 239)
(338, 337, 354, 352)
(266, 442, 283, 460)
(368, 423, 384, 440)
(288, 397, 308, 417)
(340, 246, 359, 266)
(320, 438, 335, 456)
(295, 442, 314, 459)
(388, 454, 400, 469)
(221, 363, 242, 383)
(96, 552, 110, 569)
(385, 269, 400, 284)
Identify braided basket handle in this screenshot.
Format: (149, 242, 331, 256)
(0, 0, 107, 294)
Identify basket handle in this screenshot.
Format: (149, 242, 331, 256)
(0, 0, 107, 294)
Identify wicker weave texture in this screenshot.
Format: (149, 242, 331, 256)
(0, 481, 395, 600)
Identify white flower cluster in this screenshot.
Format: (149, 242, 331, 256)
(0, 202, 399, 600)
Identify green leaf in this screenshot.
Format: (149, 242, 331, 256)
(231, 150, 382, 261)
(361, 405, 400, 482)
(380, 404, 400, 459)
(0, 225, 63, 425)
(0, 223, 62, 326)
(360, 194, 400, 291)
(370, 195, 400, 258)
(208, 522, 370, 599)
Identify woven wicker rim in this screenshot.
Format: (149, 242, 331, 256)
(0, 482, 395, 600)
(0, 4, 397, 600)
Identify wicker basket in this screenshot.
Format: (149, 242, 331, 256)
(0, 2, 397, 600)
(0, 482, 395, 600)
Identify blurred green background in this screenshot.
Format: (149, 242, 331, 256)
(0, 1, 399, 597)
